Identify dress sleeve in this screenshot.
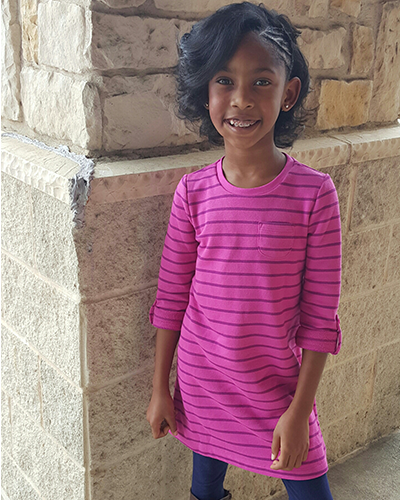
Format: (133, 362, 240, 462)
(149, 175, 198, 331)
(295, 175, 342, 355)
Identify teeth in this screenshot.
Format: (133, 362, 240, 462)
(229, 119, 257, 128)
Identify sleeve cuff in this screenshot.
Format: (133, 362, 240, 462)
(149, 302, 183, 332)
(296, 315, 342, 355)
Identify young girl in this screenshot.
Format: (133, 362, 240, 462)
(147, 3, 342, 500)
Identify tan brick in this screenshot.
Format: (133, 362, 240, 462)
(298, 28, 346, 69)
(1, 391, 12, 454)
(225, 465, 284, 500)
(76, 194, 172, 297)
(1, 325, 41, 423)
(1, 450, 42, 500)
(88, 369, 153, 466)
(387, 224, 400, 283)
(330, 0, 361, 17)
(85, 288, 157, 386)
(21, 0, 38, 64)
(154, 0, 233, 13)
(309, 0, 329, 18)
(317, 354, 375, 423)
(1, 173, 35, 267)
(99, 0, 146, 6)
(351, 24, 374, 76)
(341, 227, 390, 296)
(351, 157, 400, 230)
(162, 436, 192, 500)
(317, 80, 373, 129)
(369, 3, 400, 122)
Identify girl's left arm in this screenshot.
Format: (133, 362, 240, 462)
(270, 349, 328, 471)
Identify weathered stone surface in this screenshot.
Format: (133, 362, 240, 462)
(351, 24, 374, 76)
(1, 325, 41, 423)
(369, 2, 400, 123)
(85, 288, 157, 385)
(99, 0, 146, 6)
(1, 173, 35, 267)
(31, 188, 79, 292)
(103, 74, 198, 151)
(21, 0, 38, 63)
(341, 227, 390, 296)
(1, 0, 22, 121)
(12, 405, 85, 500)
(88, 369, 153, 466)
(20, 67, 101, 150)
(1, 450, 42, 500)
(330, 0, 361, 17)
(1, 253, 81, 384)
(154, 0, 233, 12)
(76, 194, 171, 296)
(38, 1, 89, 73)
(351, 157, 400, 230)
(317, 80, 373, 129)
(92, 14, 179, 70)
(309, 0, 329, 18)
(162, 436, 193, 500)
(387, 224, 400, 283)
(336, 287, 400, 363)
(225, 466, 284, 499)
(41, 361, 84, 464)
(317, 354, 375, 423)
(298, 28, 346, 69)
(1, 391, 12, 453)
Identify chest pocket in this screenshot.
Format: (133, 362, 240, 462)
(258, 222, 294, 258)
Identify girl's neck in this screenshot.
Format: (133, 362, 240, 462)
(222, 144, 286, 189)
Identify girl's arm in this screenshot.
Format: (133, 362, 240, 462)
(147, 328, 180, 439)
(270, 349, 328, 471)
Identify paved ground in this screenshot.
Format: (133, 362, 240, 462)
(274, 430, 400, 500)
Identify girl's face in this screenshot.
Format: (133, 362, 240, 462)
(207, 33, 300, 154)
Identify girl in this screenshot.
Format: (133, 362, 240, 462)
(146, 3, 342, 500)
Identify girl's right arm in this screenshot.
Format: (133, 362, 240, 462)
(146, 328, 180, 439)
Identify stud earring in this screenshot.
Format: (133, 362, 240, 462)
(285, 104, 290, 109)
(205, 103, 209, 109)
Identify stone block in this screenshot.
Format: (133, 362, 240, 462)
(1, 391, 12, 454)
(38, 1, 89, 73)
(225, 466, 284, 500)
(103, 74, 198, 151)
(99, 0, 146, 6)
(309, 0, 329, 18)
(41, 361, 84, 464)
(1, 172, 35, 267)
(317, 80, 373, 129)
(1, 0, 22, 121)
(369, 3, 400, 123)
(1, 450, 42, 500)
(88, 369, 153, 466)
(341, 227, 390, 296)
(351, 24, 374, 76)
(85, 287, 157, 386)
(318, 355, 375, 424)
(20, 67, 101, 150)
(91, 15, 179, 71)
(322, 409, 369, 463)
(31, 187, 79, 292)
(1, 325, 41, 423)
(387, 224, 400, 283)
(1, 253, 81, 384)
(91, 442, 166, 500)
(21, 0, 38, 63)
(154, 0, 233, 13)
(76, 194, 172, 297)
(298, 28, 346, 69)
(11, 405, 85, 500)
(336, 287, 400, 363)
(162, 436, 192, 500)
(330, 0, 361, 17)
(351, 157, 400, 230)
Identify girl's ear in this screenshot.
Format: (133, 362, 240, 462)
(281, 77, 301, 111)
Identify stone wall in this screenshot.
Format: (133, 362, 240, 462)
(2, 128, 400, 500)
(2, 0, 400, 156)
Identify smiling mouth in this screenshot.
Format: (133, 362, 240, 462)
(226, 119, 260, 128)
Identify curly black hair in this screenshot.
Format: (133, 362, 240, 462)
(175, 2, 310, 148)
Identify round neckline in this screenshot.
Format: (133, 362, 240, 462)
(216, 153, 294, 195)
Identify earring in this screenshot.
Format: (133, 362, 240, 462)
(205, 103, 209, 109)
(285, 104, 290, 109)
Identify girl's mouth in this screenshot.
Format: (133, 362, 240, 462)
(225, 119, 260, 129)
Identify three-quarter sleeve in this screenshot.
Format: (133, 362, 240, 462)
(149, 175, 198, 331)
(296, 175, 342, 355)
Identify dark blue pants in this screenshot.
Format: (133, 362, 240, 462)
(191, 452, 334, 500)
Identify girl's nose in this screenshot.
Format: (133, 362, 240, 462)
(231, 85, 254, 109)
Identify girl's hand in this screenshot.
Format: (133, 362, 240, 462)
(146, 390, 178, 439)
(270, 406, 309, 471)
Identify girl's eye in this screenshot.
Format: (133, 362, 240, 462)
(255, 79, 270, 86)
(216, 77, 232, 85)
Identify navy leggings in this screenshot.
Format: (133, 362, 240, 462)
(191, 452, 334, 500)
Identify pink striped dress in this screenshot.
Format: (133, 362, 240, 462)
(149, 154, 342, 480)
